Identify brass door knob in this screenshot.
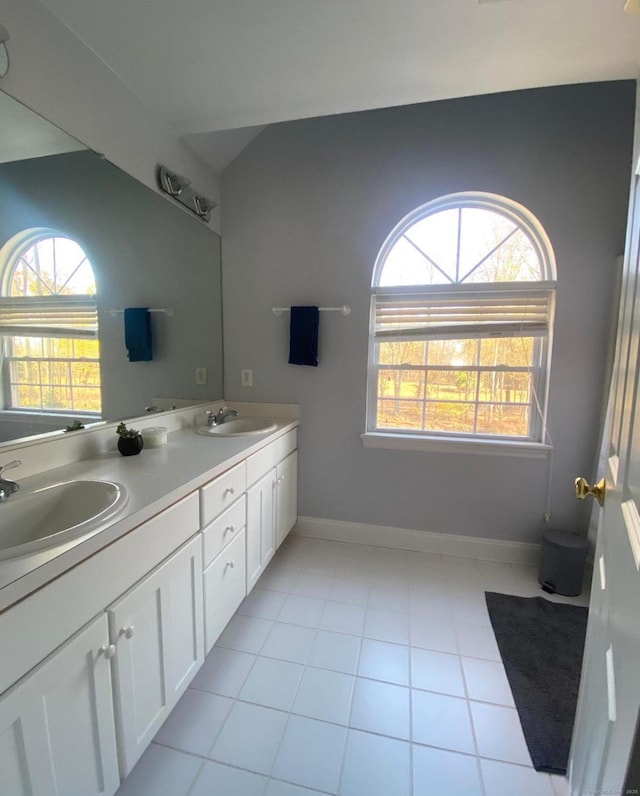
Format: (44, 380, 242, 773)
(575, 477, 606, 507)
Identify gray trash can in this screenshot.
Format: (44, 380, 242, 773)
(538, 529, 588, 596)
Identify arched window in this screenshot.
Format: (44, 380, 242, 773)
(0, 231, 101, 414)
(367, 193, 555, 444)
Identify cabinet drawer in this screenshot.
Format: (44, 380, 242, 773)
(202, 497, 246, 568)
(200, 462, 247, 526)
(203, 530, 247, 653)
(246, 429, 297, 486)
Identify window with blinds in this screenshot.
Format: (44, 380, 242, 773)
(0, 233, 101, 413)
(367, 193, 556, 440)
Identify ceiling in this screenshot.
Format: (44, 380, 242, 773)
(39, 0, 640, 172)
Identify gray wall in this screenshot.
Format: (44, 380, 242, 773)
(0, 151, 223, 424)
(222, 82, 636, 544)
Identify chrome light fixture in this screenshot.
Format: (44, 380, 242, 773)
(158, 165, 217, 222)
(0, 25, 10, 79)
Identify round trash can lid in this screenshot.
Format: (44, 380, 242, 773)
(542, 529, 588, 549)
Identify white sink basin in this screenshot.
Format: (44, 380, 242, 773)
(196, 418, 277, 437)
(0, 480, 127, 560)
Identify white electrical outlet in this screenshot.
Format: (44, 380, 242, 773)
(195, 367, 207, 385)
(241, 369, 253, 387)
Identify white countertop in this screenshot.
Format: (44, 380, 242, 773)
(0, 418, 298, 612)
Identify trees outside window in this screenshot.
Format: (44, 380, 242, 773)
(368, 193, 556, 441)
(0, 232, 101, 414)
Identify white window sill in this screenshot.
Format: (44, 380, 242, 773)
(361, 431, 553, 458)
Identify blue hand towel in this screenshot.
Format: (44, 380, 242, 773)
(289, 306, 319, 366)
(124, 308, 153, 362)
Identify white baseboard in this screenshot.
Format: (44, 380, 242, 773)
(293, 516, 540, 566)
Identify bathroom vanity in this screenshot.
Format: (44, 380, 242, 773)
(0, 408, 298, 795)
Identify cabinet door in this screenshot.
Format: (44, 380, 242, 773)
(246, 469, 276, 592)
(276, 451, 298, 549)
(203, 530, 247, 653)
(108, 535, 203, 778)
(0, 614, 119, 796)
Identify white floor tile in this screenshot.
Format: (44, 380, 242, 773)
(239, 657, 303, 710)
(216, 614, 274, 654)
(292, 667, 355, 725)
(339, 730, 410, 796)
(408, 587, 453, 620)
(115, 743, 201, 796)
(115, 538, 584, 796)
(239, 588, 288, 620)
(261, 622, 316, 664)
(449, 594, 492, 627)
(455, 621, 501, 661)
(411, 648, 466, 697)
(462, 657, 515, 706)
(363, 608, 410, 645)
(549, 774, 569, 796)
(277, 594, 326, 628)
(190, 761, 268, 796)
(319, 601, 366, 636)
(329, 576, 369, 606)
(153, 689, 232, 756)
(290, 572, 333, 599)
(266, 781, 327, 796)
(367, 583, 410, 613)
(412, 690, 475, 754)
(307, 630, 361, 675)
(272, 715, 347, 793)
(190, 647, 256, 698)
(413, 745, 483, 796)
(481, 759, 555, 796)
(350, 677, 410, 740)
(257, 567, 296, 593)
(357, 638, 409, 686)
(470, 701, 531, 765)
(410, 614, 458, 653)
(208, 702, 288, 774)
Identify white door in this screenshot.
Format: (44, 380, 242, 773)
(246, 469, 276, 591)
(569, 158, 640, 791)
(108, 535, 203, 778)
(0, 614, 119, 796)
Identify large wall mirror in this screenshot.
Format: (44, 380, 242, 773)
(0, 91, 223, 447)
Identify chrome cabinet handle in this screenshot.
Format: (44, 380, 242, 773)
(223, 525, 235, 536)
(121, 625, 135, 639)
(224, 486, 235, 496)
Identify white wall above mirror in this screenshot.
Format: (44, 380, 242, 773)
(0, 91, 224, 448)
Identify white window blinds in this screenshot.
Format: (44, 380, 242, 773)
(0, 295, 98, 338)
(373, 282, 555, 342)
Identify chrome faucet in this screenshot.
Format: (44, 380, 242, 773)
(0, 460, 21, 502)
(205, 406, 240, 427)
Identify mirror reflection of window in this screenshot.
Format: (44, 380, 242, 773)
(0, 231, 101, 414)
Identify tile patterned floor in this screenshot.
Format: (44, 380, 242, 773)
(116, 535, 588, 796)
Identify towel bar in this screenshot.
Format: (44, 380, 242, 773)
(272, 304, 350, 316)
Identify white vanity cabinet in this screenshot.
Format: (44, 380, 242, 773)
(246, 431, 298, 591)
(0, 491, 201, 794)
(201, 462, 248, 654)
(275, 450, 298, 550)
(0, 613, 120, 796)
(108, 534, 203, 778)
(0, 420, 298, 796)
(246, 469, 277, 591)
